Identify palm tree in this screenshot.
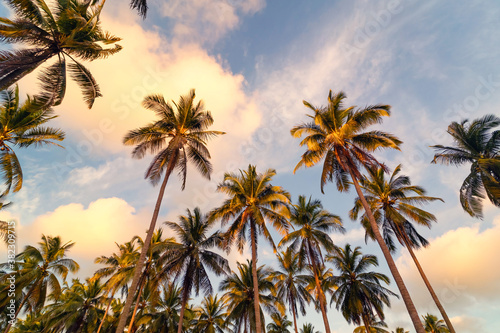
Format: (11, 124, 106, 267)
(353, 316, 389, 333)
(0, 0, 122, 108)
(300, 323, 320, 333)
(291, 90, 425, 333)
(271, 247, 310, 333)
(422, 314, 450, 333)
(0, 235, 79, 333)
(192, 294, 227, 333)
(161, 207, 230, 333)
(220, 260, 277, 333)
(327, 244, 396, 333)
(0, 194, 12, 244)
(350, 165, 455, 333)
(278, 195, 344, 333)
(431, 114, 500, 218)
(0, 86, 64, 194)
(117, 90, 224, 333)
(392, 328, 409, 333)
(266, 313, 293, 333)
(210, 165, 290, 333)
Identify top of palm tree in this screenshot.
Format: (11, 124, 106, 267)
(300, 323, 320, 333)
(422, 313, 450, 333)
(291, 90, 401, 193)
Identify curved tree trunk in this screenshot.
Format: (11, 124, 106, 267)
(177, 279, 191, 333)
(96, 288, 115, 333)
(291, 302, 299, 333)
(306, 241, 331, 333)
(401, 236, 456, 333)
(348, 170, 426, 333)
(116, 153, 178, 333)
(250, 220, 263, 333)
(128, 274, 147, 332)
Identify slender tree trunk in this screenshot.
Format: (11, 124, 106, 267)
(96, 289, 115, 333)
(291, 303, 299, 333)
(401, 236, 456, 333)
(3, 281, 37, 333)
(348, 169, 426, 333)
(128, 274, 147, 332)
(177, 281, 191, 333)
(362, 314, 371, 333)
(250, 221, 263, 333)
(116, 153, 178, 333)
(306, 242, 331, 333)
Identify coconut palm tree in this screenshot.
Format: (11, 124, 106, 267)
(392, 328, 409, 333)
(327, 244, 396, 333)
(161, 207, 230, 333)
(291, 90, 425, 333)
(278, 195, 344, 333)
(0, 235, 79, 333)
(0, 86, 64, 194)
(300, 323, 320, 333)
(353, 316, 389, 333)
(220, 260, 277, 333)
(117, 90, 224, 333)
(191, 294, 227, 333)
(422, 314, 449, 333)
(210, 165, 290, 333)
(0, 0, 122, 108)
(266, 313, 293, 333)
(271, 247, 311, 333)
(431, 114, 500, 218)
(350, 165, 455, 333)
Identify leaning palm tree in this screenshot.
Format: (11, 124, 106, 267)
(192, 294, 227, 333)
(291, 90, 426, 333)
(422, 314, 450, 333)
(266, 313, 293, 333)
(210, 165, 291, 333)
(0, 0, 122, 108)
(0, 86, 64, 194)
(327, 244, 396, 333)
(431, 114, 500, 218)
(278, 195, 344, 333)
(161, 207, 230, 333)
(350, 165, 455, 333)
(271, 247, 311, 333)
(117, 90, 224, 333)
(0, 235, 79, 333)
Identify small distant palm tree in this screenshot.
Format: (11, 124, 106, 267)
(161, 207, 230, 333)
(266, 313, 293, 333)
(300, 323, 320, 333)
(392, 328, 409, 333)
(279, 195, 344, 333)
(0, 86, 64, 194)
(353, 316, 389, 333)
(0, 235, 79, 333)
(118, 90, 224, 333)
(327, 244, 396, 333)
(210, 165, 291, 333)
(0, 0, 122, 108)
(422, 314, 450, 333)
(192, 294, 227, 333)
(431, 114, 500, 218)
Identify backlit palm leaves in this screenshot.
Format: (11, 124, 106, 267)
(432, 114, 500, 218)
(0, 86, 64, 194)
(192, 294, 227, 333)
(0, 0, 122, 108)
(422, 314, 450, 333)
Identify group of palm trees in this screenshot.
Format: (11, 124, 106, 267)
(0, 0, 499, 331)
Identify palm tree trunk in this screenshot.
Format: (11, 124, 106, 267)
(177, 282, 191, 333)
(306, 241, 331, 333)
(401, 236, 456, 333)
(128, 274, 147, 332)
(250, 220, 263, 333)
(96, 289, 115, 333)
(291, 303, 299, 333)
(362, 314, 371, 333)
(116, 152, 178, 333)
(3, 281, 37, 333)
(348, 169, 426, 333)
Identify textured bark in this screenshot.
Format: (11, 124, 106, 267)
(250, 221, 263, 333)
(349, 169, 426, 333)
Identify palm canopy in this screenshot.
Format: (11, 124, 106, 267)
(353, 316, 389, 333)
(192, 294, 227, 333)
(431, 114, 500, 218)
(350, 165, 443, 252)
(327, 244, 397, 329)
(422, 314, 450, 333)
(0, 194, 12, 244)
(0, 0, 122, 108)
(300, 323, 320, 333)
(0, 86, 64, 193)
(266, 313, 293, 333)
(291, 90, 402, 192)
(124, 89, 225, 188)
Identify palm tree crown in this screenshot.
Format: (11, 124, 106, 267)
(422, 314, 450, 333)
(431, 114, 500, 218)
(0, 0, 122, 108)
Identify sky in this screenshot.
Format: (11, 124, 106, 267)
(1, 0, 500, 332)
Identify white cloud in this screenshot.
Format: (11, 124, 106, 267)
(69, 164, 111, 186)
(331, 227, 366, 245)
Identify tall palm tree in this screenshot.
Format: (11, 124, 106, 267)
(0, 86, 64, 194)
(192, 294, 227, 333)
(0, 0, 122, 108)
(0, 235, 79, 333)
(431, 114, 500, 218)
(350, 165, 455, 333)
(271, 247, 311, 333)
(266, 313, 293, 333)
(161, 207, 230, 333)
(291, 90, 426, 333)
(210, 165, 290, 333)
(422, 314, 450, 333)
(327, 244, 396, 333)
(220, 260, 277, 333)
(300, 323, 320, 333)
(117, 90, 224, 333)
(278, 195, 344, 333)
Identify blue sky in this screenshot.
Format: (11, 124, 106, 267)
(1, 0, 500, 332)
